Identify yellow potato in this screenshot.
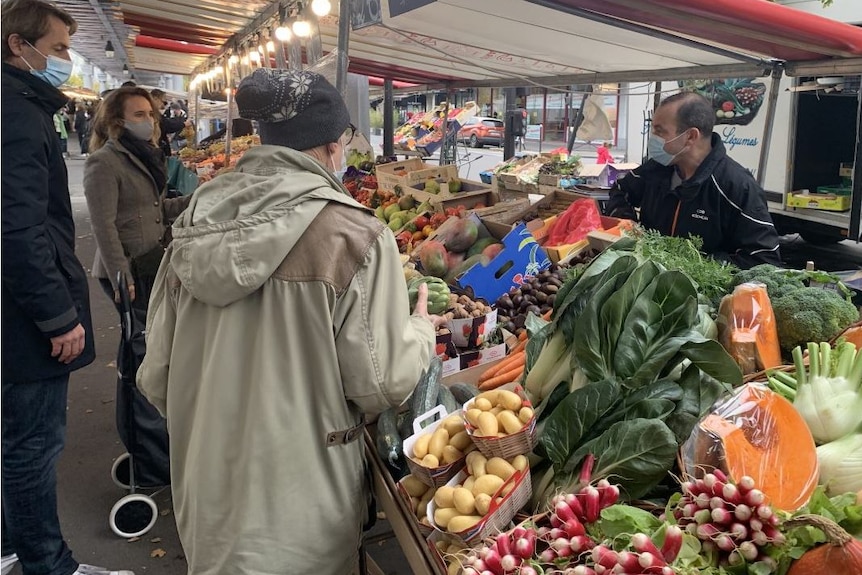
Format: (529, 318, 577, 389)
(429, 427, 450, 460)
(401, 474, 429, 498)
(474, 493, 492, 515)
(442, 415, 465, 437)
(433, 485, 456, 508)
(497, 390, 524, 412)
(421, 454, 440, 468)
(453, 487, 476, 515)
(447, 515, 484, 533)
(477, 412, 499, 437)
(434, 507, 461, 529)
(413, 433, 431, 459)
(486, 457, 516, 481)
(468, 453, 487, 477)
(462, 476, 476, 492)
(501, 481, 516, 497)
(490, 406, 504, 416)
(465, 408, 483, 427)
(474, 397, 493, 412)
(442, 445, 464, 464)
(475, 390, 500, 405)
(498, 410, 524, 435)
(417, 488, 435, 518)
(447, 562, 461, 575)
(511, 454, 529, 472)
(435, 540, 447, 552)
(449, 430, 472, 452)
(472, 474, 505, 497)
(409, 495, 420, 513)
(518, 406, 534, 424)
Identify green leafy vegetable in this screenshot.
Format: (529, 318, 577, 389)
(596, 504, 662, 540)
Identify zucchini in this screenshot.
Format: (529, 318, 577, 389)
(410, 356, 443, 433)
(448, 382, 480, 404)
(376, 408, 403, 469)
(436, 385, 460, 414)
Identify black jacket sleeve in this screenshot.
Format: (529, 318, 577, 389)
(606, 165, 644, 220)
(720, 176, 782, 269)
(2, 105, 79, 338)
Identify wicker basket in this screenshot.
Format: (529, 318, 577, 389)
(395, 478, 435, 537)
(462, 386, 538, 459)
(404, 405, 468, 488)
(427, 468, 533, 547)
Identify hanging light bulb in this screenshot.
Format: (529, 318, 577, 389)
(274, 26, 292, 42)
(310, 0, 331, 16)
(241, 55, 250, 66)
(249, 50, 261, 64)
(266, 40, 275, 53)
(122, 63, 129, 75)
(292, 18, 311, 38)
(104, 40, 115, 58)
(228, 54, 239, 67)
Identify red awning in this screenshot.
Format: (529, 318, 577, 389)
(556, 0, 862, 61)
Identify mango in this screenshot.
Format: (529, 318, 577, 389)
(466, 237, 498, 258)
(419, 241, 448, 278)
(445, 219, 479, 252)
(482, 243, 504, 260)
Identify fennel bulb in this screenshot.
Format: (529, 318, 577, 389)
(792, 342, 862, 445)
(817, 433, 862, 496)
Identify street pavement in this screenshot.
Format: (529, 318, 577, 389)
(13, 135, 862, 575)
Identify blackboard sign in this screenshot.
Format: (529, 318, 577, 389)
(351, 0, 382, 30)
(389, 0, 436, 18)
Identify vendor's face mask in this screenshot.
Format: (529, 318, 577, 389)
(648, 130, 690, 166)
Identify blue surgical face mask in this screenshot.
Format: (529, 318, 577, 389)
(331, 144, 348, 181)
(22, 41, 73, 88)
(647, 130, 689, 166)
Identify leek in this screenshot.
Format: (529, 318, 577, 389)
(792, 342, 862, 445)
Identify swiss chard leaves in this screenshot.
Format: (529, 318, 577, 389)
(541, 379, 622, 470)
(569, 418, 679, 500)
(665, 364, 725, 443)
(678, 339, 743, 388)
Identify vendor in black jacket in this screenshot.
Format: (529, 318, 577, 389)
(606, 92, 781, 269)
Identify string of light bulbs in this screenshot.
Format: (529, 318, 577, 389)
(190, 0, 332, 93)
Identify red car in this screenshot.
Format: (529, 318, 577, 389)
(458, 116, 505, 148)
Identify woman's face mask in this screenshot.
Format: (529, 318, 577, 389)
(125, 119, 155, 142)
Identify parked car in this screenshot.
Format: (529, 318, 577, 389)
(458, 116, 505, 148)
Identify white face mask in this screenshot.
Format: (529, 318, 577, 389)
(330, 144, 347, 180)
(125, 118, 155, 141)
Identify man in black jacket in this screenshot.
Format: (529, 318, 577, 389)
(606, 92, 781, 269)
(150, 89, 188, 157)
(1, 2, 133, 574)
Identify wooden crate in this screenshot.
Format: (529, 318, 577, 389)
(376, 158, 459, 192)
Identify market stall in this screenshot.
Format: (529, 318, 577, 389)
(357, 153, 862, 574)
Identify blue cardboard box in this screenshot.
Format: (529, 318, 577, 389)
(454, 221, 551, 303)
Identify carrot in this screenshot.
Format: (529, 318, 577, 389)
(479, 366, 525, 391)
(542, 309, 553, 321)
(479, 350, 526, 383)
(518, 330, 529, 342)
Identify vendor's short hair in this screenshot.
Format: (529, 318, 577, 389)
(660, 92, 715, 139)
(2, 0, 77, 61)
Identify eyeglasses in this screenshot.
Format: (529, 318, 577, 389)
(343, 124, 356, 146)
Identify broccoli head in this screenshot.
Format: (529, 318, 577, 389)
(732, 264, 806, 300)
(772, 287, 860, 351)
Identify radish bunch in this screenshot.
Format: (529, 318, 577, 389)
(581, 527, 682, 575)
(672, 470, 784, 568)
(461, 527, 541, 575)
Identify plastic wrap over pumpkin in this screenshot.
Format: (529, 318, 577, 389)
(680, 383, 818, 512)
(717, 282, 782, 375)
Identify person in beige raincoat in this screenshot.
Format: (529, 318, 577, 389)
(137, 69, 441, 574)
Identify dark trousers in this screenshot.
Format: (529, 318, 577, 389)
(77, 132, 88, 155)
(1, 375, 79, 575)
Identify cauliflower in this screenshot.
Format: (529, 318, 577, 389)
(772, 287, 860, 351)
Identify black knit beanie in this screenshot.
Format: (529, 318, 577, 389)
(235, 68, 350, 150)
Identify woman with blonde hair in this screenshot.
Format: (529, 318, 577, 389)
(84, 86, 189, 488)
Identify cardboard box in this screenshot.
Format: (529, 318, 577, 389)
(435, 332, 460, 378)
(787, 190, 851, 212)
(454, 221, 551, 303)
(409, 185, 497, 214)
(458, 343, 507, 371)
(376, 158, 459, 192)
(577, 162, 639, 188)
(447, 307, 498, 348)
